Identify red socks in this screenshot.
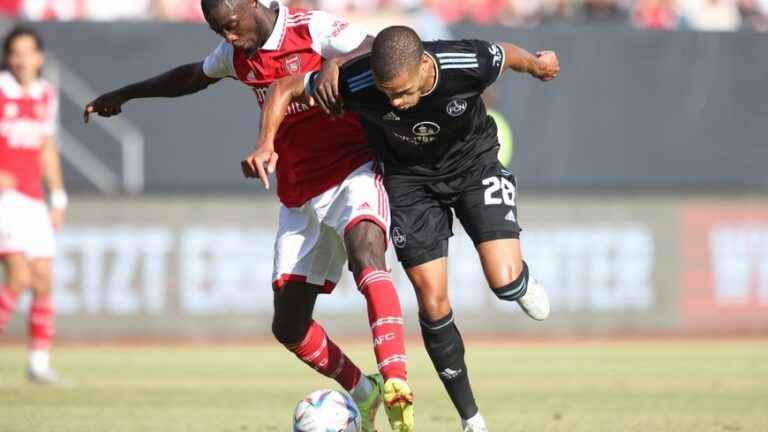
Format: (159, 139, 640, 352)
(0, 287, 19, 334)
(356, 268, 407, 381)
(286, 320, 362, 391)
(29, 294, 54, 351)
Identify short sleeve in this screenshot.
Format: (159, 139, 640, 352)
(202, 41, 236, 79)
(308, 11, 368, 60)
(435, 40, 505, 90)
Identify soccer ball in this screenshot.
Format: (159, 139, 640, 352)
(292, 389, 361, 432)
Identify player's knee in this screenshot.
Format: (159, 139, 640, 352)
(346, 222, 386, 274)
(418, 292, 452, 322)
(272, 317, 309, 346)
(491, 261, 529, 301)
(7, 265, 32, 291)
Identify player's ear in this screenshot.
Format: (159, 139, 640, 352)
(420, 53, 431, 74)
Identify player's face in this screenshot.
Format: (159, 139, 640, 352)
(5, 35, 44, 85)
(206, 0, 267, 56)
(376, 55, 431, 111)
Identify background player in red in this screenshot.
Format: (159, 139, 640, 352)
(0, 26, 68, 384)
(84, 1, 413, 430)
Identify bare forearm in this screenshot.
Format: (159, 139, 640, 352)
(501, 43, 541, 75)
(330, 36, 374, 67)
(41, 137, 64, 191)
(117, 62, 218, 101)
(258, 76, 306, 148)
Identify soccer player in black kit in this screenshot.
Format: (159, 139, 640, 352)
(243, 25, 560, 432)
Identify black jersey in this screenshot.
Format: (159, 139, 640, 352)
(308, 39, 506, 180)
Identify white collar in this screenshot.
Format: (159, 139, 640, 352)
(260, 1, 287, 51)
(422, 52, 439, 97)
(0, 71, 45, 99)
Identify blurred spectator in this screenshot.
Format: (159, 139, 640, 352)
(633, 0, 678, 29)
(151, 0, 204, 22)
(499, 0, 569, 26)
(431, 0, 504, 25)
(0, 0, 764, 32)
(580, 0, 631, 23)
(82, 0, 151, 21)
(736, 0, 768, 29)
(680, 0, 742, 30)
(20, 0, 80, 20)
(285, 0, 317, 8)
(394, 0, 454, 39)
(0, 0, 22, 17)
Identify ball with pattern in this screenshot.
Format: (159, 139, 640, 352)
(292, 389, 361, 432)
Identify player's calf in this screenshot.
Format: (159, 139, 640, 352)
(420, 310, 479, 421)
(356, 267, 407, 382)
(0, 287, 20, 334)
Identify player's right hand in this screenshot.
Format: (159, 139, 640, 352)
(241, 147, 279, 190)
(0, 170, 15, 190)
(312, 60, 345, 118)
(84, 91, 127, 123)
(533, 51, 560, 82)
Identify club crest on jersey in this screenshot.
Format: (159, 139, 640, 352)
(3, 102, 19, 118)
(392, 227, 406, 248)
(284, 55, 302, 75)
(446, 99, 467, 117)
(412, 121, 441, 143)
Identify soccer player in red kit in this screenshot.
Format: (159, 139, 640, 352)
(84, 1, 413, 430)
(0, 26, 68, 384)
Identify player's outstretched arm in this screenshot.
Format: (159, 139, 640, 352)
(84, 62, 220, 123)
(499, 43, 560, 82)
(240, 74, 308, 189)
(312, 36, 373, 116)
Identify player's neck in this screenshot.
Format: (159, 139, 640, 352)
(9, 72, 36, 89)
(264, 7, 278, 36)
(420, 54, 438, 96)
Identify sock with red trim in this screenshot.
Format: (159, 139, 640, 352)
(286, 320, 362, 391)
(356, 267, 407, 381)
(28, 294, 54, 352)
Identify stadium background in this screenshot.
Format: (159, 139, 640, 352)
(0, 2, 766, 431)
(2, 3, 765, 340)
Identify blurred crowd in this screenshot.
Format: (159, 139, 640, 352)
(0, 0, 766, 31)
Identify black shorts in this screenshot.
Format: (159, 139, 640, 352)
(387, 161, 522, 269)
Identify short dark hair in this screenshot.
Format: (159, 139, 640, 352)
(2, 25, 44, 70)
(201, 0, 238, 15)
(371, 26, 423, 82)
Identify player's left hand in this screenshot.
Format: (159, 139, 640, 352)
(312, 60, 345, 117)
(50, 208, 65, 232)
(241, 146, 279, 190)
(533, 51, 560, 81)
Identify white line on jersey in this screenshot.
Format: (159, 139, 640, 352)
(435, 52, 477, 58)
(441, 63, 479, 70)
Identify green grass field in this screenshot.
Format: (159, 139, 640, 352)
(1, 340, 767, 432)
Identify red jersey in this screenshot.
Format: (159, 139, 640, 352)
(203, 3, 371, 208)
(0, 71, 58, 201)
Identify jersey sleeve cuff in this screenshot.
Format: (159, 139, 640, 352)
(303, 72, 317, 96)
(494, 42, 506, 82)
